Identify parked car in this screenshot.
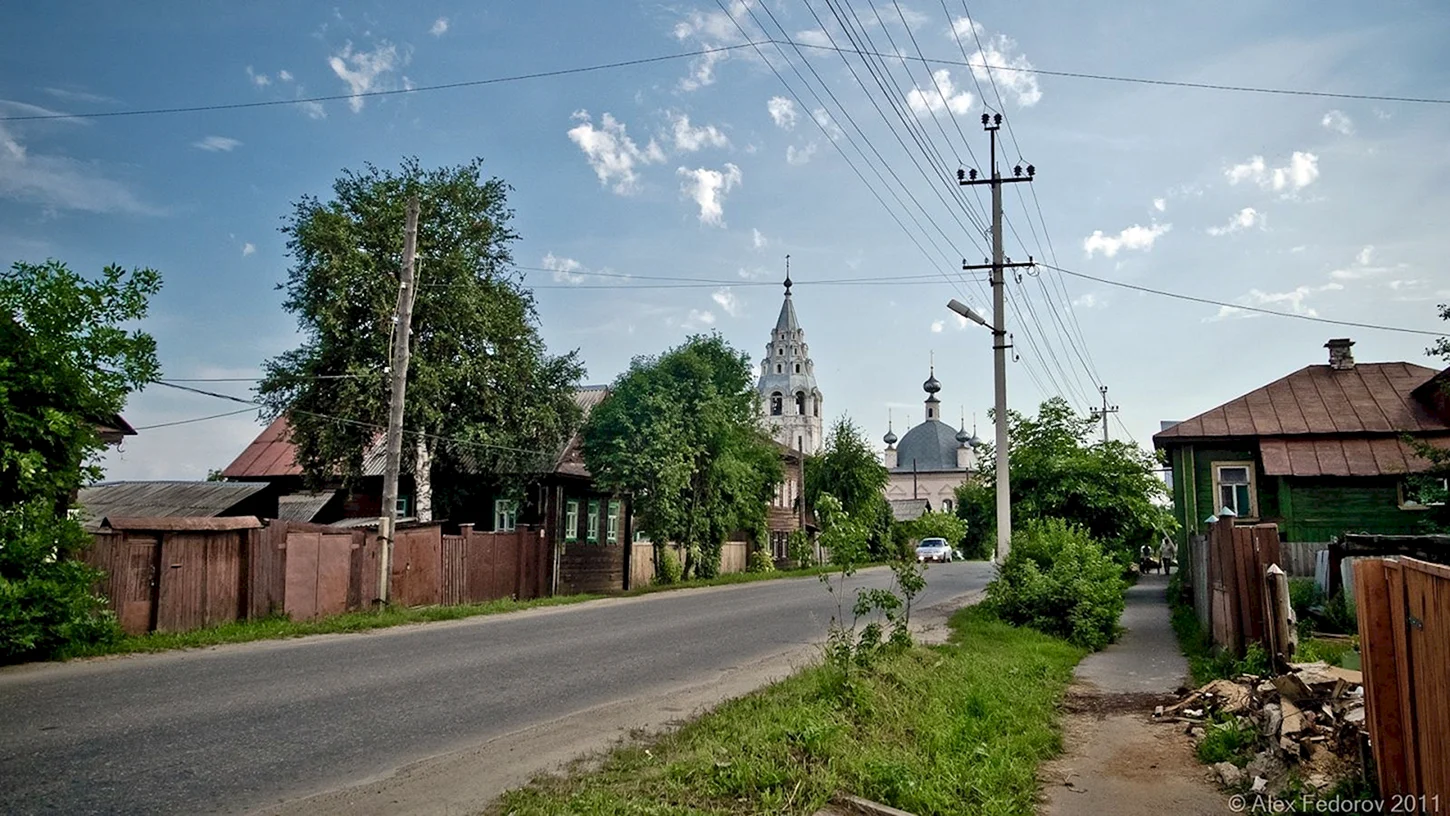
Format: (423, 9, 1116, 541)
(915, 537, 953, 563)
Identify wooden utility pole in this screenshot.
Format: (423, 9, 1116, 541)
(377, 195, 420, 605)
(1093, 385, 1120, 444)
(959, 113, 1035, 564)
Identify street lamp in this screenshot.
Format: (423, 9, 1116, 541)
(946, 298, 1012, 564)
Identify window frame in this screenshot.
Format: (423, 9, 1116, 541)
(494, 498, 518, 532)
(607, 500, 621, 543)
(565, 499, 580, 541)
(587, 499, 600, 543)
(1210, 461, 1258, 520)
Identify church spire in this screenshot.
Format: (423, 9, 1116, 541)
(774, 254, 800, 334)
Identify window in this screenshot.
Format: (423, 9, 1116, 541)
(565, 499, 579, 541)
(1401, 476, 1449, 509)
(777, 347, 783, 355)
(1212, 463, 1256, 518)
(795, 391, 806, 414)
(813, 398, 820, 417)
(607, 500, 621, 543)
(770, 392, 783, 416)
(794, 363, 800, 373)
(587, 499, 600, 543)
(396, 496, 410, 517)
(942, 499, 953, 512)
(494, 499, 518, 532)
(776, 364, 782, 374)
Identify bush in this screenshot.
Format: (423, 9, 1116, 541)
(1, 502, 121, 663)
(1288, 577, 1323, 619)
(984, 518, 1126, 650)
(787, 529, 814, 568)
(655, 546, 683, 585)
(746, 548, 775, 574)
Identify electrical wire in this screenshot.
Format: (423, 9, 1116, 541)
(1042, 264, 1449, 337)
(131, 407, 257, 430)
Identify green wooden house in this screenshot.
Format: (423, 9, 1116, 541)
(1154, 339, 1450, 548)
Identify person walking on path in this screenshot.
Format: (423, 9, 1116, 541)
(1159, 534, 1177, 575)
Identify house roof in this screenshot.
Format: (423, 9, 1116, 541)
(77, 481, 269, 527)
(100, 516, 264, 532)
(889, 498, 932, 521)
(276, 491, 338, 522)
(1154, 362, 1448, 442)
(891, 420, 968, 473)
(225, 387, 611, 481)
(1259, 436, 1450, 477)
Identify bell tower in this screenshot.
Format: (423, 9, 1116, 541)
(757, 257, 823, 454)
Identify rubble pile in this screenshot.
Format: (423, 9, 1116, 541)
(1153, 662, 1367, 793)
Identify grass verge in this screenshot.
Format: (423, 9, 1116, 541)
(492, 605, 1086, 816)
(56, 564, 859, 661)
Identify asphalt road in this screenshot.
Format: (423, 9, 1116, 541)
(0, 561, 992, 815)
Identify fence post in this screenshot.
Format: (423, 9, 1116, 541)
(1262, 563, 1294, 672)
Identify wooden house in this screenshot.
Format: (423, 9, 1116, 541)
(1154, 339, 1450, 549)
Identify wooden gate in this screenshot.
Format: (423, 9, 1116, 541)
(1355, 557, 1450, 802)
(282, 530, 359, 620)
(1206, 516, 1281, 655)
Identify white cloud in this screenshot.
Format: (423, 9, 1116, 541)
(0, 119, 155, 215)
(930, 320, 945, 333)
(277, 70, 293, 83)
(241, 242, 256, 256)
(682, 308, 716, 329)
(738, 266, 771, 279)
(1152, 198, 1166, 212)
(672, 1, 757, 91)
(767, 96, 798, 130)
(297, 98, 326, 120)
(1356, 245, 1374, 266)
(752, 228, 767, 249)
(192, 135, 242, 152)
(541, 252, 588, 284)
(1072, 293, 1104, 309)
(1211, 283, 1343, 321)
(712, 287, 742, 317)
(567, 110, 666, 195)
(678, 163, 742, 226)
(328, 41, 406, 113)
(1321, 109, 1354, 135)
(1225, 151, 1320, 192)
(785, 142, 817, 165)
(1206, 207, 1263, 236)
(1387, 279, 1423, 291)
(795, 28, 833, 48)
(1329, 244, 1407, 281)
(245, 66, 270, 87)
(950, 17, 1042, 107)
(669, 113, 730, 151)
(44, 87, 118, 105)
(1082, 222, 1171, 258)
(430, 17, 449, 37)
(812, 108, 844, 140)
(905, 70, 975, 117)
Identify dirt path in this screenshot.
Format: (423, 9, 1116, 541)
(1039, 576, 1229, 816)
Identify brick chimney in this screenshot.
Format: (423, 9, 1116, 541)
(1325, 338, 1355, 370)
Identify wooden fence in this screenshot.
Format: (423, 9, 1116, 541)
(87, 518, 549, 635)
(1354, 557, 1450, 803)
(624, 538, 752, 588)
(1202, 515, 1282, 656)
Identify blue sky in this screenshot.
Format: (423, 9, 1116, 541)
(3, 1, 1448, 480)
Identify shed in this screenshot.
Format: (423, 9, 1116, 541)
(889, 498, 932, 522)
(75, 481, 274, 529)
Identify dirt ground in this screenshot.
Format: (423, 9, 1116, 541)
(1040, 690, 1229, 816)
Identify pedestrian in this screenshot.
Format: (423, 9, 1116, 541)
(1159, 533, 1177, 575)
(1139, 542, 1157, 574)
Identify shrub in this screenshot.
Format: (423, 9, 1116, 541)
(746, 548, 775, 573)
(1, 502, 121, 663)
(1321, 590, 1357, 634)
(787, 529, 814, 568)
(984, 518, 1126, 650)
(1288, 577, 1322, 619)
(655, 546, 683, 585)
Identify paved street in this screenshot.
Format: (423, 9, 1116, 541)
(0, 562, 992, 815)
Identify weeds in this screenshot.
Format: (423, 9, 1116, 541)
(1196, 713, 1257, 765)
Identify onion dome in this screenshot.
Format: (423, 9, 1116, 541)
(956, 425, 971, 445)
(884, 428, 899, 446)
(923, 368, 941, 394)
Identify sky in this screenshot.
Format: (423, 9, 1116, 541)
(3, 1, 1448, 481)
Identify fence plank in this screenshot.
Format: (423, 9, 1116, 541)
(1385, 562, 1420, 794)
(1404, 561, 1450, 800)
(1355, 559, 1409, 798)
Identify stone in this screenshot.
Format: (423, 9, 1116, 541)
(1214, 762, 1245, 788)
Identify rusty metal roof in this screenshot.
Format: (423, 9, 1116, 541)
(99, 515, 264, 532)
(276, 491, 339, 522)
(1259, 436, 1450, 477)
(1154, 362, 1448, 442)
(77, 481, 269, 526)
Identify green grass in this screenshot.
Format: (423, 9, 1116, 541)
(491, 606, 1087, 816)
(57, 563, 859, 661)
(1195, 713, 1257, 766)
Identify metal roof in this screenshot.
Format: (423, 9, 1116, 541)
(891, 420, 968, 473)
(889, 498, 932, 521)
(276, 491, 338, 522)
(99, 516, 264, 532)
(1259, 436, 1450, 477)
(1154, 362, 1448, 442)
(76, 481, 269, 526)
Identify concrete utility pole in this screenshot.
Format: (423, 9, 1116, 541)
(957, 113, 1035, 564)
(377, 195, 421, 605)
(1092, 385, 1119, 444)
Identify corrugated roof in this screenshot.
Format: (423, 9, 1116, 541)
(100, 516, 263, 532)
(77, 481, 268, 526)
(889, 498, 932, 521)
(1154, 363, 1449, 443)
(276, 491, 338, 522)
(1259, 436, 1450, 477)
(552, 386, 611, 478)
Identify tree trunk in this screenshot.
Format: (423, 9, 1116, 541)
(414, 436, 433, 522)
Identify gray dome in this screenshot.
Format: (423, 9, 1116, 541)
(891, 420, 966, 472)
(955, 426, 971, 444)
(923, 372, 941, 394)
(883, 428, 898, 445)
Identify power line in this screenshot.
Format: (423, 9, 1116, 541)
(0, 43, 767, 122)
(131, 407, 256, 430)
(1042, 264, 1449, 337)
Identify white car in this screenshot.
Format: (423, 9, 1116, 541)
(915, 537, 953, 563)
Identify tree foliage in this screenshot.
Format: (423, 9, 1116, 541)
(955, 397, 1173, 561)
(257, 158, 583, 517)
(1410, 303, 1450, 531)
(582, 334, 782, 579)
(985, 518, 1126, 650)
(895, 511, 969, 556)
(1, 260, 158, 661)
(805, 417, 888, 519)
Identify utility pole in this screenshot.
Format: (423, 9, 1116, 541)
(377, 195, 421, 605)
(958, 112, 1035, 564)
(1092, 385, 1119, 444)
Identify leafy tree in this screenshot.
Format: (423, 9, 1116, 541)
(258, 158, 583, 519)
(1409, 303, 1450, 531)
(805, 417, 888, 519)
(1, 260, 160, 661)
(956, 397, 1173, 562)
(582, 334, 782, 579)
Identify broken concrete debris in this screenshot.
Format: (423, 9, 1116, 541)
(1154, 661, 1365, 794)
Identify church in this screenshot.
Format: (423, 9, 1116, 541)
(882, 367, 981, 518)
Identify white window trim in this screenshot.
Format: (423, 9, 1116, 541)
(565, 499, 579, 541)
(1210, 461, 1258, 520)
(494, 499, 518, 532)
